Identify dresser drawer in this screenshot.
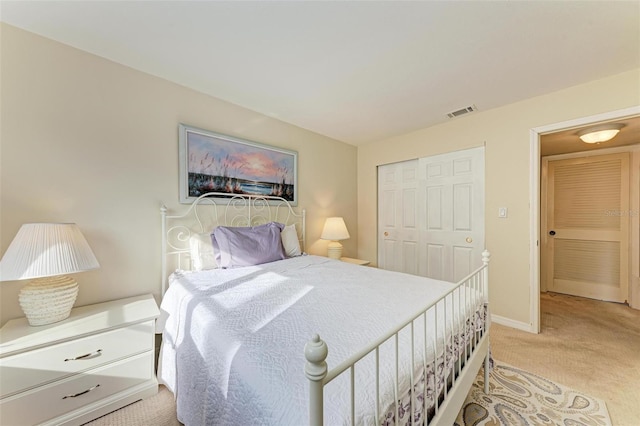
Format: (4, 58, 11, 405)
(0, 351, 153, 426)
(0, 320, 154, 398)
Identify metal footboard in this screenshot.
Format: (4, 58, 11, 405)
(305, 250, 491, 426)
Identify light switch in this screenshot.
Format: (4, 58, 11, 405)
(498, 207, 508, 218)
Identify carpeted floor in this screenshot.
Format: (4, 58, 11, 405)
(490, 292, 640, 425)
(85, 385, 180, 426)
(86, 292, 638, 425)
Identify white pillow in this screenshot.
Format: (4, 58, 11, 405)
(189, 232, 217, 271)
(281, 224, 302, 257)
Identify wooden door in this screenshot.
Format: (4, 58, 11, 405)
(418, 147, 485, 282)
(544, 153, 629, 302)
(377, 160, 420, 274)
(377, 148, 485, 281)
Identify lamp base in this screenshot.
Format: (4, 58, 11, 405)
(327, 241, 343, 260)
(18, 276, 79, 326)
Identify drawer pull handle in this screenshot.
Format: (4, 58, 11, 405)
(62, 384, 100, 399)
(65, 349, 102, 361)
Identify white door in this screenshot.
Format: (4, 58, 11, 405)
(418, 147, 485, 282)
(378, 160, 420, 274)
(377, 147, 485, 282)
(543, 153, 629, 302)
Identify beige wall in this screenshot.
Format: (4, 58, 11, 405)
(0, 24, 358, 325)
(358, 69, 640, 327)
(3, 23, 639, 330)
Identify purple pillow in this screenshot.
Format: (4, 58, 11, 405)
(211, 222, 286, 268)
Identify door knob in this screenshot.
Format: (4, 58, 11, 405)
(465, 237, 473, 243)
(384, 232, 389, 237)
(549, 230, 556, 236)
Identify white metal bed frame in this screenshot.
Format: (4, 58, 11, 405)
(305, 254, 491, 425)
(161, 192, 490, 425)
(160, 192, 305, 296)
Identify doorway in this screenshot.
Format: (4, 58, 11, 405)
(530, 106, 640, 333)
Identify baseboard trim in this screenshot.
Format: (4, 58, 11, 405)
(491, 314, 535, 333)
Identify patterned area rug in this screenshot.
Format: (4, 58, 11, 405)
(455, 361, 611, 426)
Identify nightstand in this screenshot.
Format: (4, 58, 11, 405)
(0, 294, 159, 426)
(340, 257, 371, 266)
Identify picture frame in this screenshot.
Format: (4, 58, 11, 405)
(179, 124, 298, 205)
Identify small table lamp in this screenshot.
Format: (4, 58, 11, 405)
(321, 217, 350, 259)
(0, 223, 100, 326)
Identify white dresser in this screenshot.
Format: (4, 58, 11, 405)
(0, 294, 159, 426)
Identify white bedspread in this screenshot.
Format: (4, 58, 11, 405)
(158, 255, 482, 426)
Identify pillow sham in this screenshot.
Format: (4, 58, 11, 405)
(211, 222, 286, 268)
(189, 232, 217, 271)
(280, 223, 302, 257)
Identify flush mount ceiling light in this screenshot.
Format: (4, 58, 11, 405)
(577, 123, 625, 144)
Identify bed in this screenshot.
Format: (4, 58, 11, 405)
(157, 192, 491, 426)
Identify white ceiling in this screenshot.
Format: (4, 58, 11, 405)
(1, 1, 639, 146)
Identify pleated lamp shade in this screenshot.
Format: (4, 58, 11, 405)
(0, 223, 100, 326)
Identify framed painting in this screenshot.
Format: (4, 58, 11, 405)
(178, 124, 298, 205)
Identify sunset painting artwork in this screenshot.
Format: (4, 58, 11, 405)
(180, 125, 297, 204)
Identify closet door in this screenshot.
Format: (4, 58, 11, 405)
(418, 147, 485, 282)
(544, 153, 629, 302)
(377, 147, 485, 282)
(377, 160, 420, 274)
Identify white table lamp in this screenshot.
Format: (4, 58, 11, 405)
(321, 217, 350, 259)
(0, 223, 100, 326)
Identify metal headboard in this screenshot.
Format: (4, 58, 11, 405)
(160, 192, 306, 295)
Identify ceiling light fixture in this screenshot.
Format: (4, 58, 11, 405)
(577, 123, 625, 144)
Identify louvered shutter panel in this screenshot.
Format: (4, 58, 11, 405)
(554, 159, 622, 230)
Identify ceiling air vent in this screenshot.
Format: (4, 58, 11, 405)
(447, 105, 477, 119)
